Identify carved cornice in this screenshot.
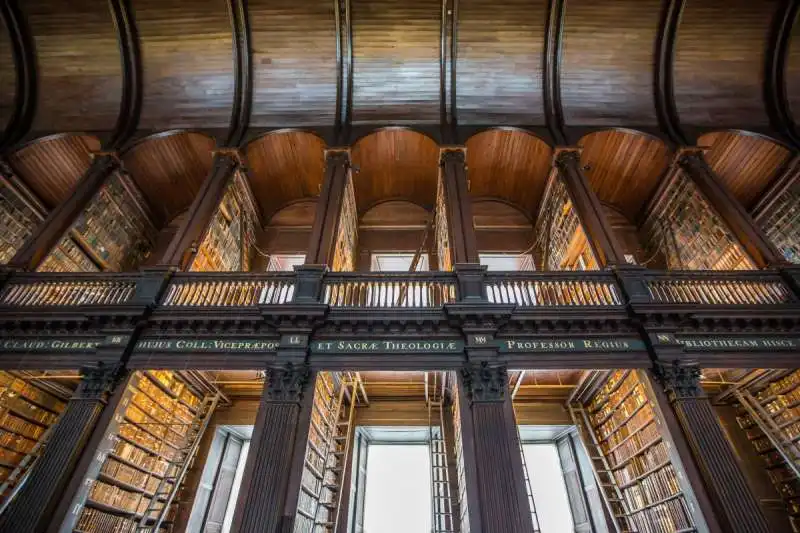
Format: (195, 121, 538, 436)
(653, 360, 701, 400)
(461, 361, 508, 403)
(75, 362, 126, 401)
(264, 362, 311, 403)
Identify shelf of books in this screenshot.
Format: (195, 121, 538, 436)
(735, 370, 800, 532)
(435, 173, 452, 272)
(331, 176, 357, 273)
(574, 370, 703, 533)
(0, 371, 68, 507)
(59, 371, 212, 533)
(0, 177, 46, 265)
(755, 182, 800, 265)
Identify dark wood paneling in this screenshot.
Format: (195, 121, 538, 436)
(7, 134, 101, 209)
(456, 0, 547, 125)
(674, 0, 777, 127)
(0, 10, 17, 136)
(351, 129, 439, 212)
(351, 0, 440, 124)
(561, 0, 660, 126)
(122, 132, 215, 225)
(786, 16, 800, 136)
(245, 132, 326, 222)
(699, 131, 792, 209)
(135, 0, 234, 130)
(249, 0, 337, 128)
(22, 0, 122, 134)
(465, 129, 551, 218)
(578, 130, 671, 221)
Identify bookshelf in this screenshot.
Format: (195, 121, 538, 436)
(61, 371, 212, 533)
(576, 370, 701, 533)
(38, 235, 100, 273)
(435, 172, 452, 272)
(0, 179, 45, 264)
(331, 175, 357, 272)
(756, 182, 800, 265)
(0, 372, 67, 506)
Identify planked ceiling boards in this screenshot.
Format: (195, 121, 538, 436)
(7, 134, 101, 209)
(248, 0, 337, 127)
(698, 131, 793, 210)
(359, 371, 429, 400)
(21, 0, 122, 134)
(673, 0, 777, 127)
(135, 0, 234, 131)
(560, 0, 661, 126)
(455, 0, 547, 125)
(245, 131, 326, 223)
(578, 129, 671, 223)
(121, 131, 215, 227)
(351, 128, 439, 213)
(512, 369, 583, 401)
(465, 129, 552, 219)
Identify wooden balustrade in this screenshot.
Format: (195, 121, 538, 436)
(0, 275, 136, 306)
(644, 271, 795, 305)
(160, 273, 296, 306)
(322, 273, 458, 307)
(484, 272, 623, 306)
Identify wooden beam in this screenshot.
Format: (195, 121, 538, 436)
(0, 0, 36, 152)
(225, 0, 253, 147)
(107, 0, 143, 150)
(654, 0, 687, 146)
(764, 0, 800, 148)
(305, 150, 350, 265)
(441, 148, 479, 264)
(334, 0, 353, 144)
(543, 0, 566, 145)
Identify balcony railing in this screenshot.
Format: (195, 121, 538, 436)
(643, 271, 795, 306)
(161, 273, 296, 307)
(484, 272, 623, 306)
(0, 273, 137, 307)
(322, 272, 457, 307)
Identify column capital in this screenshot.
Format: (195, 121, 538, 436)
(439, 147, 466, 166)
(552, 146, 582, 167)
(324, 148, 351, 167)
(461, 361, 509, 403)
(75, 362, 127, 402)
(652, 360, 702, 400)
(264, 362, 312, 404)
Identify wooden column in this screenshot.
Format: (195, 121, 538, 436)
(229, 362, 315, 533)
(440, 149, 479, 264)
(554, 148, 626, 267)
(306, 150, 350, 265)
(676, 150, 784, 268)
(652, 361, 771, 533)
(159, 151, 240, 269)
(9, 154, 119, 271)
(0, 363, 127, 533)
(457, 362, 533, 533)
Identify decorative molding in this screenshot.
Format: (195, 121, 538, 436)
(543, 0, 567, 145)
(107, 0, 143, 150)
(225, 0, 253, 147)
(265, 363, 311, 403)
(654, 0, 687, 145)
(652, 360, 701, 400)
(764, 0, 799, 147)
(461, 361, 508, 403)
(0, 0, 36, 152)
(75, 362, 126, 401)
(439, 147, 466, 167)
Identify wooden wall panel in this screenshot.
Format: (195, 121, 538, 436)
(7, 134, 101, 208)
(351, 0, 440, 124)
(0, 13, 17, 136)
(351, 129, 439, 212)
(786, 20, 800, 136)
(561, 0, 659, 126)
(245, 132, 326, 222)
(135, 0, 234, 130)
(455, 0, 547, 125)
(465, 129, 552, 218)
(674, 0, 777, 127)
(698, 131, 792, 209)
(578, 130, 670, 221)
(23, 0, 122, 134)
(122, 132, 215, 225)
(249, 0, 337, 127)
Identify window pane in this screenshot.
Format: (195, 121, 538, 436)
(523, 443, 575, 533)
(266, 254, 305, 271)
(479, 253, 534, 271)
(371, 253, 429, 272)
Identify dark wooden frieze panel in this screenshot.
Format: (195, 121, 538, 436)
(455, 0, 547, 125)
(0, 10, 17, 138)
(249, 0, 338, 128)
(135, 0, 234, 131)
(698, 131, 793, 210)
(7, 134, 101, 209)
(673, 0, 777, 128)
(578, 130, 671, 222)
(560, 0, 660, 126)
(122, 131, 215, 227)
(351, 129, 439, 213)
(246, 132, 326, 222)
(350, 0, 441, 124)
(465, 129, 551, 219)
(789, 15, 800, 132)
(22, 0, 122, 134)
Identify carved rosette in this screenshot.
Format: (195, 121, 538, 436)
(461, 361, 509, 403)
(653, 360, 702, 400)
(75, 362, 126, 401)
(264, 363, 311, 403)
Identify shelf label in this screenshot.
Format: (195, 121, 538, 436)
(498, 337, 646, 353)
(1, 337, 103, 352)
(134, 338, 280, 352)
(311, 339, 464, 354)
(656, 334, 800, 351)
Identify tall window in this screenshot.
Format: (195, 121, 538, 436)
(371, 253, 429, 272)
(523, 443, 574, 533)
(266, 253, 305, 272)
(479, 253, 534, 271)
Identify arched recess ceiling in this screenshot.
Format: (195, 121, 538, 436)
(698, 131, 792, 210)
(249, 0, 337, 127)
(245, 131, 326, 222)
(578, 130, 670, 222)
(0, 14, 16, 135)
(136, 0, 234, 131)
(351, 129, 439, 213)
(465, 129, 551, 218)
(7, 134, 101, 209)
(351, 0, 440, 124)
(788, 16, 800, 132)
(673, 0, 776, 128)
(21, 0, 122, 134)
(561, 0, 659, 126)
(121, 131, 215, 226)
(455, 0, 546, 125)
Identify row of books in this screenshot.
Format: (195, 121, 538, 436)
(613, 441, 672, 487)
(622, 464, 681, 509)
(591, 372, 640, 426)
(0, 182, 42, 264)
(76, 507, 139, 533)
(628, 497, 694, 533)
(607, 420, 661, 466)
(101, 457, 160, 494)
(297, 374, 336, 523)
(600, 405, 653, 453)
